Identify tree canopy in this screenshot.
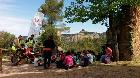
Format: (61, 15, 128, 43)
(65, 0, 140, 26)
(40, 25, 60, 45)
(39, 0, 64, 46)
(39, 0, 64, 25)
(0, 31, 15, 49)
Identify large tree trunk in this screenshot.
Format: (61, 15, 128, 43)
(117, 5, 140, 61)
(131, 7, 140, 61)
(106, 12, 119, 61)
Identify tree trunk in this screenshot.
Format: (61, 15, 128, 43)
(131, 7, 140, 61)
(117, 5, 140, 61)
(106, 11, 119, 61)
(0, 48, 2, 71)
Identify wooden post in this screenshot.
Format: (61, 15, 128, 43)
(0, 48, 2, 71)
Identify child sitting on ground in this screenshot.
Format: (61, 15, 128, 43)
(82, 50, 90, 67)
(56, 51, 65, 68)
(72, 52, 80, 67)
(87, 50, 93, 64)
(33, 53, 44, 66)
(100, 44, 112, 64)
(64, 51, 74, 70)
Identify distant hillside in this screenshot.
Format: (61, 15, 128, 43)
(61, 29, 106, 42)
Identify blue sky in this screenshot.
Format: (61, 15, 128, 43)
(0, 0, 107, 37)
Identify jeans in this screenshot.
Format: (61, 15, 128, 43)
(43, 51, 52, 69)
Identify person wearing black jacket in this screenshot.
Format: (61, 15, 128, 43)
(43, 36, 56, 69)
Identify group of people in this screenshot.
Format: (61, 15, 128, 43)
(11, 35, 112, 70)
(54, 50, 96, 70)
(34, 36, 113, 70)
(11, 35, 35, 65)
(34, 49, 97, 70)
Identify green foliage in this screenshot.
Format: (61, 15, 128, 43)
(77, 38, 96, 51)
(61, 33, 106, 53)
(65, 0, 140, 26)
(0, 31, 15, 49)
(93, 34, 107, 52)
(40, 25, 60, 45)
(39, 0, 64, 46)
(39, 0, 64, 25)
(128, 32, 134, 55)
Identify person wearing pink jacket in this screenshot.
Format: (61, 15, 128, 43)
(64, 51, 74, 70)
(104, 44, 112, 64)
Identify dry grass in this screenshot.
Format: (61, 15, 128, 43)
(0, 61, 140, 78)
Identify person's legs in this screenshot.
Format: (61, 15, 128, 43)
(83, 60, 89, 67)
(60, 60, 64, 68)
(16, 48, 24, 65)
(105, 56, 111, 64)
(43, 52, 47, 69)
(46, 52, 52, 68)
(43, 51, 52, 69)
(11, 53, 14, 63)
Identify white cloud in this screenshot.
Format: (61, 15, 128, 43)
(0, 15, 31, 36)
(0, 0, 31, 37)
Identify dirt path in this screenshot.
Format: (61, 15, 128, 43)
(0, 62, 140, 78)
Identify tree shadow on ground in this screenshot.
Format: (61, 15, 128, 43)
(1, 62, 140, 78)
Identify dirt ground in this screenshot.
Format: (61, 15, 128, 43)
(0, 61, 140, 78)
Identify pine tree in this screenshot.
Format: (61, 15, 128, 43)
(39, 0, 64, 45)
(39, 0, 64, 26)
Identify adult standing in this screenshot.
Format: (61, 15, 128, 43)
(26, 34, 35, 63)
(11, 35, 26, 65)
(43, 36, 56, 69)
(26, 34, 35, 49)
